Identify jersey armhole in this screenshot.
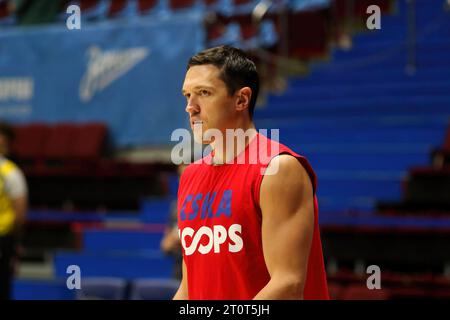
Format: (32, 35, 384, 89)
(254, 152, 317, 207)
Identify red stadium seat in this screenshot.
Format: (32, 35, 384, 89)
(0, 1, 9, 19)
(79, 0, 103, 10)
(390, 287, 429, 299)
(432, 289, 450, 299)
(12, 122, 108, 176)
(11, 123, 50, 162)
(138, 0, 158, 13)
(169, 0, 196, 10)
(42, 123, 77, 161)
(432, 275, 450, 289)
(288, 9, 329, 60)
(108, 0, 127, 17)
(70, 122, 107, 161)
(334, 0, 392, 21)
(443, 125, 450, 151)
(233, 0, 252, 5)
(204, 0, 218, 6)
(206, 21, 227, 42)
(233, 15, 257, 40)
(340, 284, 391, 300)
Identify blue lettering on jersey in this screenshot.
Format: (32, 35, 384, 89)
(188, 193, 203, 220)
(216, 190, 232, 218)
(180, 194, 193, 221)
(201, 192, 216, 219)
(179, 190, 232, 221)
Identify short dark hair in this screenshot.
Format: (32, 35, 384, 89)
(187, 45, 259, 119)
(0, 121, 14, 143)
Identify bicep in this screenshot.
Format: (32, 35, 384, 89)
(260, 155, 314, 284)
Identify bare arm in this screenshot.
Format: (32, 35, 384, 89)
(173, 259, 189, 300)
(12, 196, 27, 231)
(253, 155, 314, 300)
(161, 226, 181, 255)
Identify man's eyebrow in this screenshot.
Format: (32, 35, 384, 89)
(182, 85, 215, 94)
(195, 85, 214, 90)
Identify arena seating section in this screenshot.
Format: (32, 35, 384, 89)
(5, 0, 450, 299)
(10, 122, 173, 210)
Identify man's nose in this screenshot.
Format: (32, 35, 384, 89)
(185, 98, 200, 116)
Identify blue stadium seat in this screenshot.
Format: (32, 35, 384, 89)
(53, 251, 174, 279)
(129, 278, 180, 300)
(289, 0, 330, 12)
(13, 279, 75, 300)
(258, 19, 278, 47)
(82, 228, 165, 252)
(76, 277, 128, 300)
(215, 0, 259, 17)
(140, 197, 174, 224)
(253, 0, 450, 217)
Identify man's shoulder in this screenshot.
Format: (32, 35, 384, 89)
(262, 152, 317, 194)
(265, 154, 309, 179)
(254, 132, 299, 159)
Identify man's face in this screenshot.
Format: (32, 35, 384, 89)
(182, 64, 237, 144)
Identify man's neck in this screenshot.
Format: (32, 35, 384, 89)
(210, 122, 257, 165)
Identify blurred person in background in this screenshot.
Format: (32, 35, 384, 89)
(0, 122, 28, 300)
(160, 164, 188, 281)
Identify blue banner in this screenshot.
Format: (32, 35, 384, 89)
(0, 13, 204, 147)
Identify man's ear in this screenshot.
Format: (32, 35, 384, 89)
(236, 87, 252, 112)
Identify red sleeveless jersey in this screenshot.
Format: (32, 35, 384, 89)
(177, 132, 329, 300)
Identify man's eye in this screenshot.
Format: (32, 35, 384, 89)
(200, 90, 210, 96)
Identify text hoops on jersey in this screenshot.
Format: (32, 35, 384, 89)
(178, 189, 244, 255)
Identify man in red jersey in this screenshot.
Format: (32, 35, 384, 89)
(173, 45, 329, 300)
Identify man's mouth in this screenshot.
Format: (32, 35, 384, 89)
(191, 120, 203, 127)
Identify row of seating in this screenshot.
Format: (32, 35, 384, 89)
(206, 18, 278, 50)
(15, 271, 450, 299)
(46, 203, 177, 300)
(0, 0, 331, 24)
(20, 198, 172, 263)
(62, 0, 333, 19)
(13, 277, 179, 300)
(11, 122, 108, 165)
(77, 277, 179, 300)
(27, 171, 167, 210)
(328, 269, 450, 300)
(1, 0, 393, 62)
(11, 122, 119, 183)
(254, 0, 450, 215)
(10, 123, 176, 210)
(53, 250, 174, 279)
(1, 0, 387, 23)
(329, 283, 450, 300)
(377, 123, 450, 215)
